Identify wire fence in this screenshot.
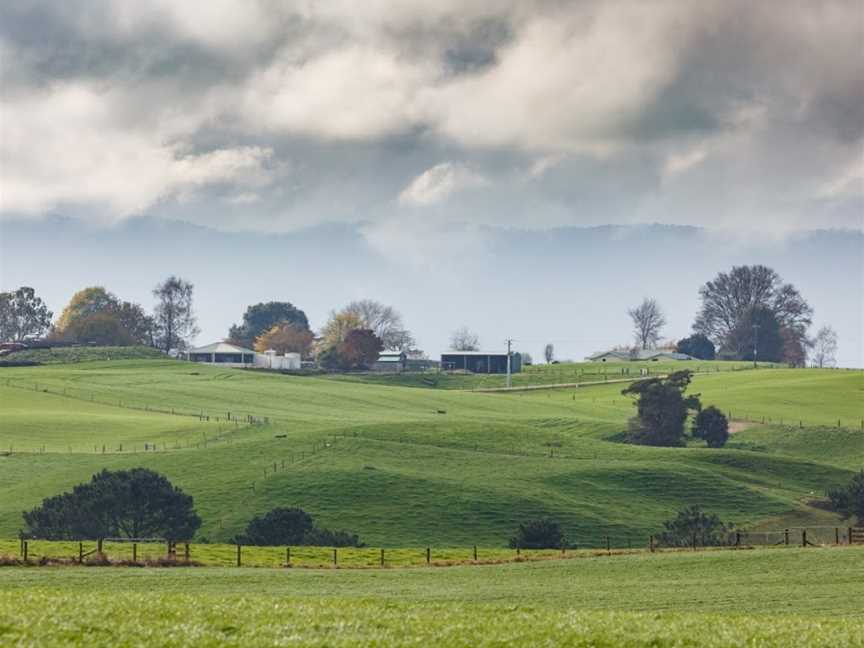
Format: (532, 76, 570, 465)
(5, 526, 862, 570)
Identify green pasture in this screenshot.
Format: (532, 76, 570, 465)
(325, 358, 768, 390)
(1, 547, 862, 646)
(0, 359, 860, 545)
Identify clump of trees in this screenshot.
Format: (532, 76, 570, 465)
(254, 323, 314, 357)
(508, 518, 567, 549)
(23, 468, 201, 541)
(238, 507, 362, 547)
(622, 371, 702, 447)
(622, 371, 729, 448)
(52, 286, 154, 346)
(32, 277, 199, 352)
(658, 507, 735, 547)
(693, 265, 812, 365)
(318, 327, 383, 371)
(313, 300, 409, 370)
(827, 471, 864, 525)
(675, 333, 715, 360)
(0, 287, 53, 342)
(341, 299, 414, 351)
(229, 302, 310, 349)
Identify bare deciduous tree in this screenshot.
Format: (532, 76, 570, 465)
(544, 343, 555, 364)
(811, 325, 838, 368)
(152, 276, 199, 353)
(449, 326, 480, 351)
(342, 299, 415, 351)
(629, 298, 666, 350)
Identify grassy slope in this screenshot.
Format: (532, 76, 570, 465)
(1, 548, 862, 646)
(5, 345, 164, 364)
(0, 360, 860, 545)
(324, 359, 767, 390)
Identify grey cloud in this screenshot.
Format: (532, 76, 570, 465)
(0, 0, 861, 232)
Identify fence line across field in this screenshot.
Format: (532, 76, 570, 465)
(11, 525, 864, 569)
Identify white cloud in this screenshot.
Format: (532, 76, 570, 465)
(663, 147, 708, 178)
(819, 156, 864, 199)
(0, 0, 861, 233)
(241, 46, 433, 140)
(0, 84, 272, 217)
(398, 162, 488, 207)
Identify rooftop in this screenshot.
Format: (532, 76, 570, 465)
(187, 341, 256, 355)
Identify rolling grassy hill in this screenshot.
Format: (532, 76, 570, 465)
(0, 358, 860, 546)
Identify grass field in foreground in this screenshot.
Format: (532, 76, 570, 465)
(1, 547, 862, 647)
(1, 361, 860, 544)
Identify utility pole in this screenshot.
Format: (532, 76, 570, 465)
(752, 323, 760, 368)
(506, 338, 513, 388)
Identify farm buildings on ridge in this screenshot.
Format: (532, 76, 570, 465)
(586, 349, 694, 362)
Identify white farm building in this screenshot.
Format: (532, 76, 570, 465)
(186, 342, 301, 370)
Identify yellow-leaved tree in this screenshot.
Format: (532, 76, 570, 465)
(254, 323, 314, 357)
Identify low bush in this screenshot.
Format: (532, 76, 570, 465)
(509, 518, 566, 550)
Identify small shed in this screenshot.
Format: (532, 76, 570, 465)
(440, 351, 522, 374)
(186, 341, 256, 367)
(372, 351, 407, 372)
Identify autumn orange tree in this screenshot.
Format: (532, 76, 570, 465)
(254, 322, 314, 357)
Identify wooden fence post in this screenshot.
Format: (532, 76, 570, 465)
(79, 542, 84, 563)
(286, 547, 291, 565)
(236, 544, 241, 567)
(23, 541, 28, 562)
(649, 535, 655, 552)
(97, 538, 103, 554)
(426, 547, 431, 564)
(333, 548, 337, 566)
(784, 529, 789, 545)
(184, 543, 190, 561)
(605, 535, 611, 556)
(133, 543, 137, 562)
(835, 528, 840, 545)
(473, 545, 478, 561)
(801, 529, 807, 547)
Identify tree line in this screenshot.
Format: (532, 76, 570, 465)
(0, 277, 198, 353)
(621, 265, 837, 367)
(1, 263, 840, 368)
(0, 281, 424, 369)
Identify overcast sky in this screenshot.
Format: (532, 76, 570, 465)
(1, 1, 862, 234)
(1, 2, 862, 364)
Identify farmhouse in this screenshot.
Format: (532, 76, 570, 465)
(587, 350, 694, 362)
(186, 342, 301, 370)
(440, 351, 522, 374)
